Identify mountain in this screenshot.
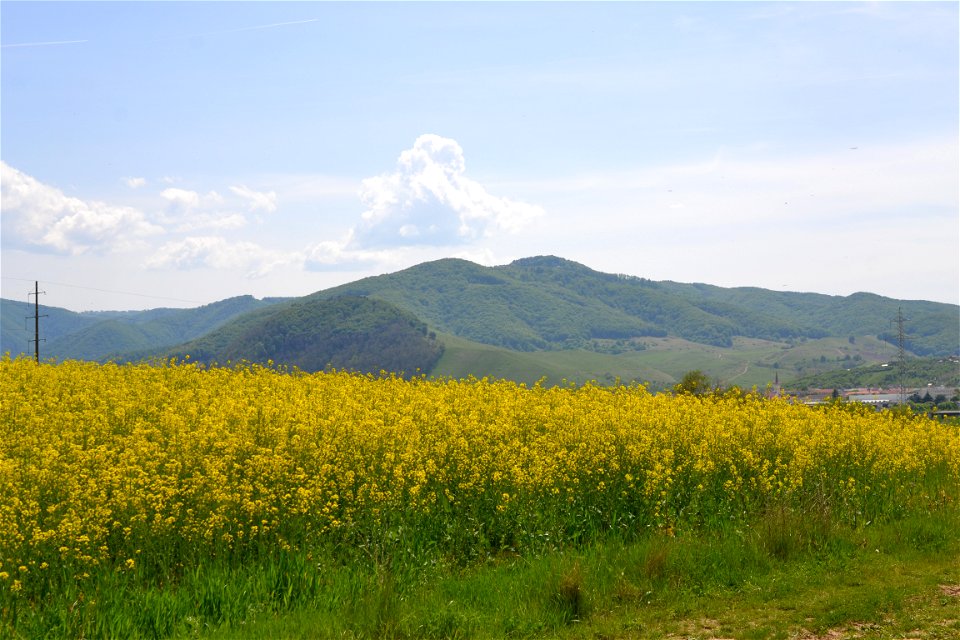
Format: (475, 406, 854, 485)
(1, 295, 285, 361)
(4, 256, 955, 389)
(313, 256, 958, 356)
(168, 295, 444, 376)
(2, 298, 101, 356)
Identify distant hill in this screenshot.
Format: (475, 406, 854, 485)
(2, 298, 100, 356)
(167, 295, 444, 376)
(1, 296, 285, 361)
(315, 256, 958, 356)
(4, 256, 955, 388)
(316, 257, 662, 351)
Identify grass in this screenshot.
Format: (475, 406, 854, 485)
(159, 507, 960, 640)
(432, 333, 904, 390)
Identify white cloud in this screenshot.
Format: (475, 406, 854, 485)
(124, 176, 147, 189)
(229, 184, 278, 213)
(175, 212, 247, 232)
(303, 230, 403, 271)
(160, 187, 201, 210)
(158, 187, 244, 230)
(145, 236, 297, 278)
(1, 161, 163, 254)
(299, 135, 545, 273)
(160, 188, 225, 212)
(354, 134, 544, 248)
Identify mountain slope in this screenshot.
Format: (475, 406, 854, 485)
(169, 295, 444, 375)
(2, 299, 101, 357)
(653, 283, 956, 356)
(317, 257, 664, 351)
(1, 295, 285, 361)
(315, 256, 958, 356)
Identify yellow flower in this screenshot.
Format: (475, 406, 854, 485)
(0, 355, 956, 589)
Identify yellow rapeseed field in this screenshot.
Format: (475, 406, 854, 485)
(1, 357, 958, 601)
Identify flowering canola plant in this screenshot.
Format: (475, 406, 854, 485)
(1, 357, 957, 602)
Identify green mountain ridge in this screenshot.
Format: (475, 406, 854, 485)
(315, 256, 958, 356)
(1, 295, 286, 361)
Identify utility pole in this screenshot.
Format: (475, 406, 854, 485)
(896, 306, 906, 405)
(27, 281, 47, 363)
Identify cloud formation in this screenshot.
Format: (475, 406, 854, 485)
(1, 162, 162, 254)
(353, 134, 543, 248)
(302, 231, 401, 271)
(229, 184, 278, 213)
(160, 187, 224, 212)
(145, 236, 296, 278)
(3, 136, 546, 281)
(158, 187, 250, 231)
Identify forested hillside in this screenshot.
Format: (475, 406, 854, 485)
(168, 295, 444, 376)
(0, 296, 284, 361)
(317, 256, 958, 356)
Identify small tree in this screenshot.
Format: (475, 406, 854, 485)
(675, 369, 713, 395)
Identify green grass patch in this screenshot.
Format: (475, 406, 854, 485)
(97, 506, 958, 639)
(431, 332, 916, 391)
(5, 506, 958, 638)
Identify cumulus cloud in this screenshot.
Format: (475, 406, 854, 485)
(160, 187, 225, 212)
(1, 161, 163, 254)
(124, 176, 147, 189)
(353, 134, 543, 248)
(229, 184, 278, 213)
(145, 236, 297, 278)
(157, 187, 247, 231)
(302, 230, 404, 271)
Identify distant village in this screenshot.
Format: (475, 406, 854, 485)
(789, 385, 958, 406)
(770, 379, 959, 421)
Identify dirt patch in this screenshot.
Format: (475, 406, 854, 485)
(792, 624, 880, 640)
(665, 617, 736, 639)
(939, 584, 960, 597)
(793, 631, 848, 640)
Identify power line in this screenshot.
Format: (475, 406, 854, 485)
(1, 276, 207, 305)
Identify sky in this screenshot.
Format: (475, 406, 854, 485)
(1, 1, 958, 312)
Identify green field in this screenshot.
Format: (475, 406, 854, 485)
(432, 332, 906, 391)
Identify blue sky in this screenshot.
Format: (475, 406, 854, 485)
(2, 1, 957, 311)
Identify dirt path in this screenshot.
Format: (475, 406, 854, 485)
(726, 362, 750, 382)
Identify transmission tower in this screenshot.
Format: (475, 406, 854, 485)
(896, 306, 906, 405)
